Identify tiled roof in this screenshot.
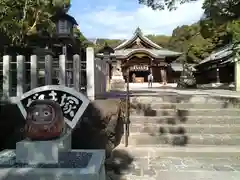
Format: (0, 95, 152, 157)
(198, 44, 234, 65)
(171, 63, 196, 72)
(114, 27, 162, 50)
(96, 27, 182, 58)
(96, 48, 182, 58)
(113, 48, 182, 57)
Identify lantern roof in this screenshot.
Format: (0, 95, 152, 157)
(98, 43, 115, 54)
(52, 13, 78, 26)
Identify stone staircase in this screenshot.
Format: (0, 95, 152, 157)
(108, 93, 240, 180)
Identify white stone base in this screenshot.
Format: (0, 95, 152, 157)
(16, 132, 72, 164)
(111, 75, 124, 80)
(0, 149, 106, 180)
(110, 78, 125, 91)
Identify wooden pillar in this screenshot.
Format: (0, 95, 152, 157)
(160, 67, 167, 85)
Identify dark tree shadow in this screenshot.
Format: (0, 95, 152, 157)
(105, 149, 134, 177)
(72, 99, 125, 158)
(0, 101, 25, 150)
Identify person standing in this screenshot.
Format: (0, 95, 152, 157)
(148, 72, 153, 88)
(132, 73, 136, 83)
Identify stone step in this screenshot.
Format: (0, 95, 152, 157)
(130, 115, 240, 124)
(130, 95, 240, 105)
(150, 103, 240, 109)
(115, 145, 240, 158)
(122, 133, 240, 146)
(108, 171, 240, 180)
(130, 109, 240, 117)
(129, 124, 240, 134)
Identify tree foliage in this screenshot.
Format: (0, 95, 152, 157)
(73, 27, 93, 48)
(0, 0, 89, 56)
(139, 0, 240, 62)
(146, 35, 170, 47)
(0, 0, 74, 46)
(200, 0, 240, 48)
(168, 23, 214, 62)
(138, 0, 197, 10)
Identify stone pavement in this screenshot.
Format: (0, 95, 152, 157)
(107, 156, 240, 180)
(107, 148, 240, 180)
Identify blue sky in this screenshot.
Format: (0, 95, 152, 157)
(69, 0, 204, 39)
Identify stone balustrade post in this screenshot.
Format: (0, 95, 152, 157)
(45, 55, 53, 85)
(86, 47, 95, 100)
(73, 54, 80, 91)
(235, 44, 240, 91)
(30, 55, 38, 89)
(16, 55, 25, 96)
(59, 55, 66, 85)
(2, 55, 12, 98)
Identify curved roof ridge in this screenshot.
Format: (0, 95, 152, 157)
(114, 27, 162, 50)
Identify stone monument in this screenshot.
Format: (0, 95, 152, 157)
(110, 61, 126, 90)
(0, 85, 106, 180)
(177, 63, 197, 89)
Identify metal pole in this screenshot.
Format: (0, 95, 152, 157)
(125, 67, 130, 147)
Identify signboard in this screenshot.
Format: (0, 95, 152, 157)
(16, 85, 90, 129)
(130, 65, 149, 71)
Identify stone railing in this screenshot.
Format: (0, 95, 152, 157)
(0, 54, 82, 100)
(0, 47, 109, 101)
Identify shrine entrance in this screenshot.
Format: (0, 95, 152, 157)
(121, 55, 167, 83)
(129, 65, 149, 83)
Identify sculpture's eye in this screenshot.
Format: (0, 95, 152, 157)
(34, 111, 39, 116)
(43, 111, 51, 116)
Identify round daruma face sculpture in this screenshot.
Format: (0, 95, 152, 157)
(25, 100, 65, 141)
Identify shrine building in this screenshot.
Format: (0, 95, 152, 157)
(98, 27, 183, 83)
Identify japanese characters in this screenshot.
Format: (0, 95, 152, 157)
(17, 85, 90, 130)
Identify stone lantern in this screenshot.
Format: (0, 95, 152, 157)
(99, 43, 125, 90)
(52, 12, 78, 86)
(52, 12, 78, 56)
(98, 43, 115, 91)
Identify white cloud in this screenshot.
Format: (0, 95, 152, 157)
(76, 0, 204, 39)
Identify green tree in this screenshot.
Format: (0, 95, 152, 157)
(168, 23, 213, 62)
(146, 35, 171, 48)
(93, 39, 123, 52)
(73, 27, 93, 48)
(140, 0, 240, 43)
(0, 0, 71, 46)
(138, 0, 197, 10)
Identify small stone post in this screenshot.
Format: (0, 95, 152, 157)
(2, 55, 12, 98)
(103, 55, 109, 92)
(30, 55, 38, 89)
(59, 55, 66, 85)
(16, 55, 25, 96)
(102, 59, 107, 94)
(235, 44, 240, 91)
(86, 47, 95, 100)
(73, 54, 80, 91)
(45, 55, 53, 85)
